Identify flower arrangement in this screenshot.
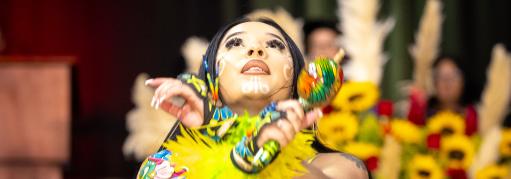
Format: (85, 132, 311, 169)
(316, 81, 488, 179)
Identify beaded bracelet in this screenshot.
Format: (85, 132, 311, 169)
(230, 102, 284, 173)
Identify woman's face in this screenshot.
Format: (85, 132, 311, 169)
(216, 21, 294, 105)
(307, 28, 339, 61)
(434, 59, 464, 104)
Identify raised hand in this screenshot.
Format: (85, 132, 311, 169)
(145, 77, 204, 127)
(256, 99, 323, 148)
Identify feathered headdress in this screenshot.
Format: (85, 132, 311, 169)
(337, 0, 395, 84)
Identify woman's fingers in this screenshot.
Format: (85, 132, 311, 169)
(149, 77, 205, 127)
(302, 108, 323, 128)
(277, 100, 306, 132)
(275, 119, 295, 142)
(145, 78, 174, 88)
(180, 104, 204, 127)
(277, 100, 304, 120)
(282, 108, 300, 133)
(153, 80, 203, 112)
(257, 125, 290, 148)
(152, 80, 181, 108)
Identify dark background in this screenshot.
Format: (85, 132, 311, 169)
(0, 0, 509, 178)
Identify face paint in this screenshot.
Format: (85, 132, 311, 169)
(216, 56, 226, 76)
(241, 76, 270, 94)
(215, 22, 294, 108)
(283, 64, 292, 81)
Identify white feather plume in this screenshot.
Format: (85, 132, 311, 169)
(469, 126, 502, 178)
(337, 0, 395, 84)
(478, 44, 511, 135)
(181, 37, 209, 74)
(376, 135, 402, 179)
(123, 73, 177, 161)
(410, 0, 443, 95)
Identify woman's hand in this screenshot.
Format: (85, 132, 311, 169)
(145, 78, 204, 127)
(256, 100, 323, 148)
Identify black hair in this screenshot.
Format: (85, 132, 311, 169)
(198, 17, 305, 120)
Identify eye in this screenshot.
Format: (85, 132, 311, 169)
(225, 38, 243, 49)
(266, 39, 285, 50)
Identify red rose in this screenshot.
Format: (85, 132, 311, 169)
(376, 100, 393, 117)
(446, 168, 467, 179)
(464, 105, 478, 136)
(426, 133, 441, 150)
(365, 156, 379, 171)
(407, 89, 427, 126)
(322, 105, 334, 115)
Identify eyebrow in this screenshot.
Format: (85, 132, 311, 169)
(223, 31, 245, 43)
(223, 31, 286, 45)
(266, 33, 286, 44)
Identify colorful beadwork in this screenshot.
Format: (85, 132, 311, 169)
(137, 150, 188, 179)
(203, 59, 219, 104)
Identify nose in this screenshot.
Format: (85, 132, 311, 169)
(246, 47, 267, 58)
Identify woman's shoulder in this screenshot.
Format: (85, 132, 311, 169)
(305, 152, 369, 179)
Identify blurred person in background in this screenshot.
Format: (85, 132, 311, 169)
(304, 21, 342, 63)
(408, 55, 478, 135)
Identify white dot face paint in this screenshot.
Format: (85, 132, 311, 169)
(216, 58, 226, 76)
(283, 64, 292, 81)
(241, 76, 270, 94)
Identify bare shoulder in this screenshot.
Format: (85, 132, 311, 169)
(306, 153, 369, 179)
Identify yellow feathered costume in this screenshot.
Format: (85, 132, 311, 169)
(139, 114, 317, 179)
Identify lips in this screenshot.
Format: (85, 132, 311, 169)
(241, 60, 271, 75)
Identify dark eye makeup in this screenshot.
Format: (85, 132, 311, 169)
(225, 37, 243, 49)
(266, 39, 285, 50)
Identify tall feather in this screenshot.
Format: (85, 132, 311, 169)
(409, 0, 443, 95)
(479, 44, 511, 135)
(181, 37, 209, 74)
(469, 126, 502, 178)
(376, 135, 402, 179)
(337, 0, 395, 84)
(123, 73, 177, 161)
(247, 7, 304, 53)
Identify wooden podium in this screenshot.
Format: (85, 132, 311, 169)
(0, 56, 73, 179)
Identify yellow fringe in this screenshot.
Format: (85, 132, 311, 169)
(163, 126, 317, 178)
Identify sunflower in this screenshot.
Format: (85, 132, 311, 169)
(330, 81, 379, 112)
(408, 154, 443, 179)
(475, 164, 509, 179)
(440, 134, 475, 170)
(316, 111, 359, 150)
(427, 111, 465, 136)
(343, 142, 380, 160)
(499, 128, 511, 157)
(390, 119, 422, 144)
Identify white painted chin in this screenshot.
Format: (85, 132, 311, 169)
(241, 76, 270, 95)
